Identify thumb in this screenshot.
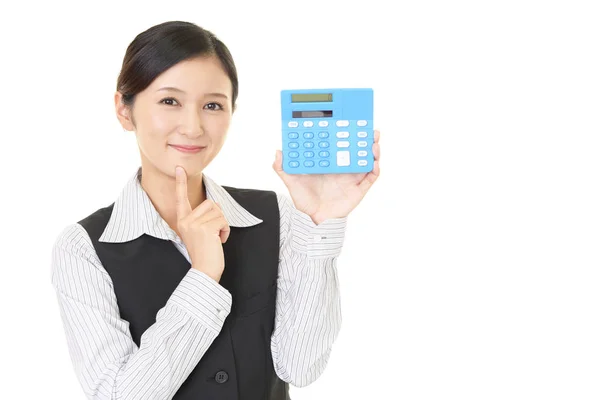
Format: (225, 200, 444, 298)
(272, 150, 284, 175)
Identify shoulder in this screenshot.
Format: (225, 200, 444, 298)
(76, 204, 115, 229)
(221, 184, 276, 201)
(221, 185, 283, 216)
(51, 205, 115, 282)
(50, 221, 110, 291)
(222, 185, 291, 209)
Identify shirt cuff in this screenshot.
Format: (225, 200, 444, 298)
(290, 207, 347, 258)
(169, 268, 232, 333)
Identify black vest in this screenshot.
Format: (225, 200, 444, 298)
(79, 186, 290, 400)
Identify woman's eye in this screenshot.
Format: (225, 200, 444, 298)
(160, 98, 179, 106)
(205, 102, 223, 111)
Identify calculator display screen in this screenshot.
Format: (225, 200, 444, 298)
(291, 93, 333, 102)
(292, 110, 333, 118)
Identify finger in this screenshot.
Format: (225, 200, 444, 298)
(205, 215, 231, 243)
(220, 223, 231, 243)
(272, 150, 284, 173)
(373, 129, 380, 143)
(373, 142, 380, 161)
(189, 199, 218, 221)
(175, 166, 192, 218)
(358, 159, 380, 193)
(211, 203, 230, 243)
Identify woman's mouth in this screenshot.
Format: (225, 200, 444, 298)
(169, 144, 206, 154)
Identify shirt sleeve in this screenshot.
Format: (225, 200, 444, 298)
(50, 223, 232, 400)
(270, 193, 346, 387)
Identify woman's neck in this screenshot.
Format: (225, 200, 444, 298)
(139, 164, 206, 234)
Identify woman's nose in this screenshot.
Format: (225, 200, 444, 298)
(181, 109, 204, 138)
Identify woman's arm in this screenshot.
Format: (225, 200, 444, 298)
(270, 193, 347, 387)
(51, 223, 232, 400)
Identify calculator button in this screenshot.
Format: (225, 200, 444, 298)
(336, 141, 350, 148)
(303, 142, 314, 148)
(358, 160, 368, 166)
(318, 121, 329, 127)
(319, 160, 330, 167)
(319, 151, 330, 158)
(357, 131, 368, 138)
(288, 142, 299, 148)
(304, 151, 314, 158)
(336, 131, 349, 138)
(304, 160, 315, 167)
(357, 141, 368, 147)
(318, 141, 329, 148)
(288, 151, 299, 158)
(303, 132, 314, 139)
(318, 131, 329, 138)
(336, 120, 349, 127)
(336, 151, 350, 166)
(288, 161, 299, 168)
(357, 120, 367, 126)
(357, 150, 367, 157)
(288, 121, 298, 128)
(288, 132, 299, 139)
(303, 121, 314, 128)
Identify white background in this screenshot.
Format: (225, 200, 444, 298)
(1, 0, 599, 399)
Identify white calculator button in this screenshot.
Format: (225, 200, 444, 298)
(288, 121, 298, 128)
(336, 131, 349, 138)
(358, 150, 368, 157)
(318, 121, 329, 127)
(357, 131, 368, 138)
(357, 141, 368, 147)
(357, 120, 367, 126)
(336, 120, 350, 127)
(303, 121, 314, 128)
(358, 160, 368, 166)
(337, 151, 350, 166)
(336, 141, 350, 148)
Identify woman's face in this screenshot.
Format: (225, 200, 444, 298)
(116, 55, 233, 179)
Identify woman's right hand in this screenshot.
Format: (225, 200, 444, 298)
(175, 166, 230, 282)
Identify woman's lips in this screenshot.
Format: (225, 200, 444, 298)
(169, 144, 205, 154)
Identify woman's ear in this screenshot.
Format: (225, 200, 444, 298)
(114, 91, 135, 131)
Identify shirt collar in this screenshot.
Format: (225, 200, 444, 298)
(99, 167, 263, 243)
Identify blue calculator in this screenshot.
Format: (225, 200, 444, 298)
(281, 88, 374, 174)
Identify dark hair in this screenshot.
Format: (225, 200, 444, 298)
(116, 21, 239, 111)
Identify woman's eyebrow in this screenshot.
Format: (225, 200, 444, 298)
(157, 86, 186, 93)
(156, 86, 228, 99)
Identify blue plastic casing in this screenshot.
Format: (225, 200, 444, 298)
(281, 88, 374, 174)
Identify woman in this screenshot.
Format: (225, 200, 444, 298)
(51, 20, 380, 400)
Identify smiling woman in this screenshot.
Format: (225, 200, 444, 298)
(50, 20, 379, 400)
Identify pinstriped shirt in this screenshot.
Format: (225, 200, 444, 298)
(50, 167, 347, 399)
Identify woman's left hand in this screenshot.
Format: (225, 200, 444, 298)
(273, 130, 381, 225)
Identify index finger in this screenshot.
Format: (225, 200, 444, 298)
(175, 166, 192, 218)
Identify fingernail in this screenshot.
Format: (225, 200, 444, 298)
(176, 167, 182, 175)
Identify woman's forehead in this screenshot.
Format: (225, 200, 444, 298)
(146, 57, 231, 95)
